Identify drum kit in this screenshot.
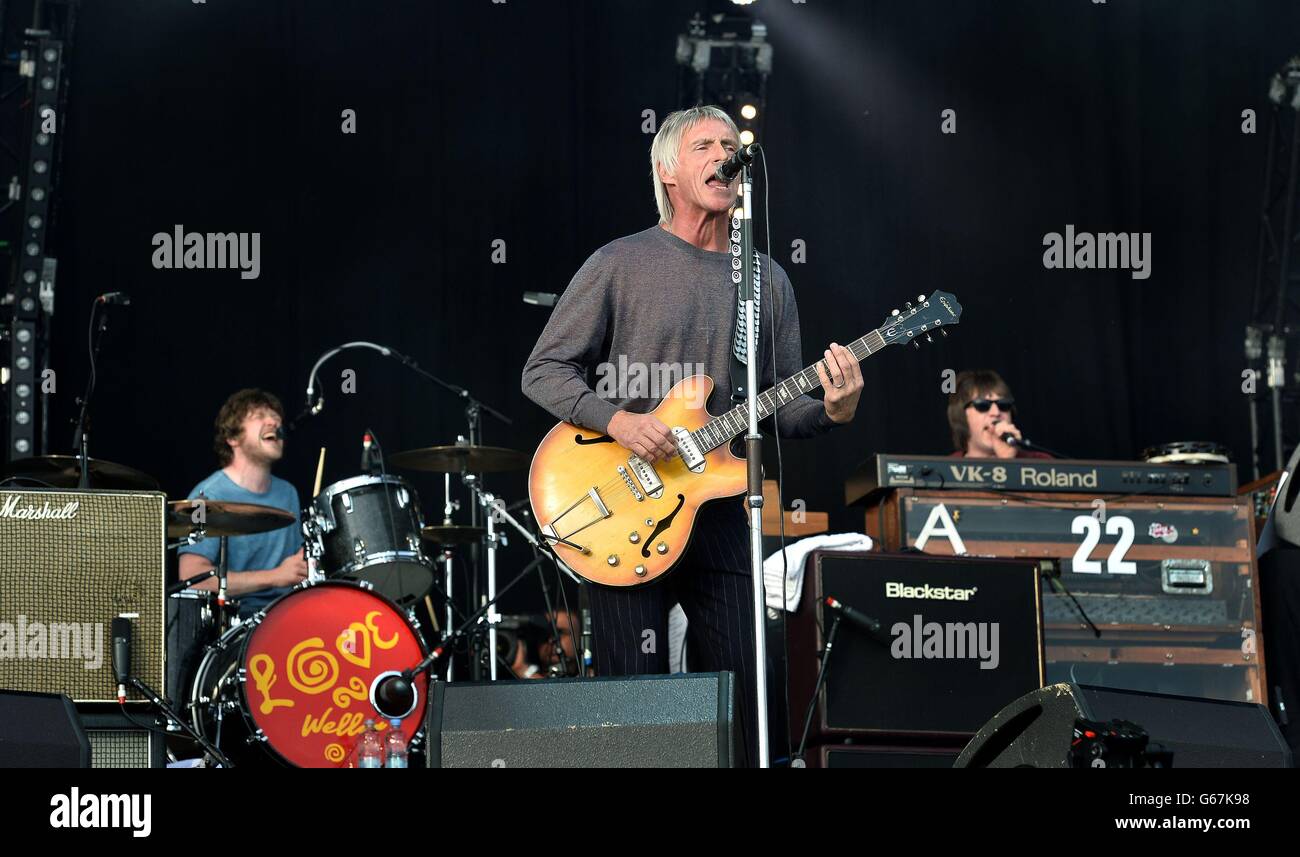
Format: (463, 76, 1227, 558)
(1, 439, 574, 768)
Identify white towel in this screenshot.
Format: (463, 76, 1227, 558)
(764, 532, 874, 612)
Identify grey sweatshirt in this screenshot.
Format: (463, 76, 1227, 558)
(521, 224, 839, 439)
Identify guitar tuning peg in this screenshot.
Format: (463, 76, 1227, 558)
(891, 308, 900, 317)
(940, 329, 948, 337)
(917, 294, 925, 302)
(905, 301, 912, 310)
(913, 340, 920, 349)
(925, 333, 933, 343)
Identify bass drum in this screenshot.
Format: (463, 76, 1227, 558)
(189, 580, 428, 768)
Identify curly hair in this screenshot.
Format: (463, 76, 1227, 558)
(213, 388, 284, 466)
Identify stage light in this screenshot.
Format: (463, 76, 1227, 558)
(739, 129, 755, 146)
(730, 0, 757, 5)
(740, 103, 758, 120)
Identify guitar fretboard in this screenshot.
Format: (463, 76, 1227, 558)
(692, 328, 887, 453)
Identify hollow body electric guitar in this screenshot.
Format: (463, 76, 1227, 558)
(528, 291, 963, 587)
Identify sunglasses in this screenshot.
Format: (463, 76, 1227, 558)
(967, 398, 1015, 413)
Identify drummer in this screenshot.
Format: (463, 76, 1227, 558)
(178, 388, 308, 619)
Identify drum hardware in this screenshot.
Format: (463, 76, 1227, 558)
(371, 552, 552, 720)
(1, 454, 160, 491)
(461, 479, 581, 680)
(388, 444, 530, 473)
(165, 499, 296, 539)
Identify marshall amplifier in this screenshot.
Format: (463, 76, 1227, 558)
(0, 489, 166, 703)
(786, 551, 1045, 741)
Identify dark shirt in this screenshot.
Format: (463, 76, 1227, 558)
(521, 225, 838, 438)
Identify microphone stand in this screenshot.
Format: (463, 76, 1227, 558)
(793, 614, 842, 767)
(296, 341, 514, 681)
(738, 160, 771, 768)
(128, 676, 234, 768)
(71, 299, 111, 489)
(372, 553, 549, 719)
(1012, 436, 1074, 459)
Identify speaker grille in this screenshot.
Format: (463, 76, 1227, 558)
(87, 728, 154, 768)
(0, 490, 165, 702)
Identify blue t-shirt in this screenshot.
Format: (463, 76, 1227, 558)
(177, 470, 303, 618)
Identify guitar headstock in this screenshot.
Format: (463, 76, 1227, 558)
(878, 290, 962, 348)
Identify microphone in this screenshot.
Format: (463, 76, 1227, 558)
(999, 432, 1021, 447)
(361, 432, 374, 474)
(112, 616, 132, 703)
(275, 426, 287, 441)
(97, 292, 132, 306)
(824, 597, 891, 645)
(371, 670, 418, 720)
(523, 291, 557, 307)
(714, 143, 760, 184)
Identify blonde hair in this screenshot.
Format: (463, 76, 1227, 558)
(650, 105, 740, 225)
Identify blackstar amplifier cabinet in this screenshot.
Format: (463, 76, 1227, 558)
(0, 489, 166, 703)
(863, 488, 1265, 705)
(786, 551, 1045, 741)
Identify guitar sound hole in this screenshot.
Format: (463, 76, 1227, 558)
(642, 495, 685, 557)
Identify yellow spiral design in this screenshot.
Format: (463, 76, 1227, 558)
(286, 637, 339, 695)
(331, 676, 369, 709)
(323, 743, 347, 764)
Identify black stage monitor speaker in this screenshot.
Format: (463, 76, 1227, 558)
(427, 673, 737, 768)
(956, 682, 1292, 768)
(0, 690, 89, 767)
(790, 552, 1044, 739)
(816, 744, 961, 768)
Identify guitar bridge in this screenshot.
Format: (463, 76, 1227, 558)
(539, 487, 610, 555)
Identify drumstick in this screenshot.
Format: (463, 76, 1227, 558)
(425, 595, 441, 633)
(312, 447, 327, 497)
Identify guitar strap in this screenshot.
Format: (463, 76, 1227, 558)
(729, 249, 762, 405)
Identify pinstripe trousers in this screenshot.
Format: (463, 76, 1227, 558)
(588, 501, 759, 767)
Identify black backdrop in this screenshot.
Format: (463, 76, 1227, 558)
(36, 0, 1300, 606)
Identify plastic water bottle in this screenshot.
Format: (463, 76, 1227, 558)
(384, 719, 408, 769)
(357, 719, 383, 769)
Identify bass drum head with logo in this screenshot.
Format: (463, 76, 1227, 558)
(190, 580, 427, 767)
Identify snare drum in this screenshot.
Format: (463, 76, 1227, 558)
(189, 579, 428, 767)
(303, 474, 434, 605)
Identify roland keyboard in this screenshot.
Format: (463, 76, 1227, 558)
(845, 455, 1237, 504)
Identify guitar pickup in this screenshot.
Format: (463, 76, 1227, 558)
(673, 427, 705, 473)
(539, 487, 609, 555)
(628, 455, 665, 499)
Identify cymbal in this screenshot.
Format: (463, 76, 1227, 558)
(2, 455, 160, 491)
(167, 499, 296, 538)
(389, 444, 529, 473)
(420, 524, 488, 546)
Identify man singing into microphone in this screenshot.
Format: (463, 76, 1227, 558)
(521, 106, 863, 765)
(178, 388, 307, 618)
(947, 369, 1050, 459)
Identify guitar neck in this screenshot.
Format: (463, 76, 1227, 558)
(694, 327, 887, 452)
